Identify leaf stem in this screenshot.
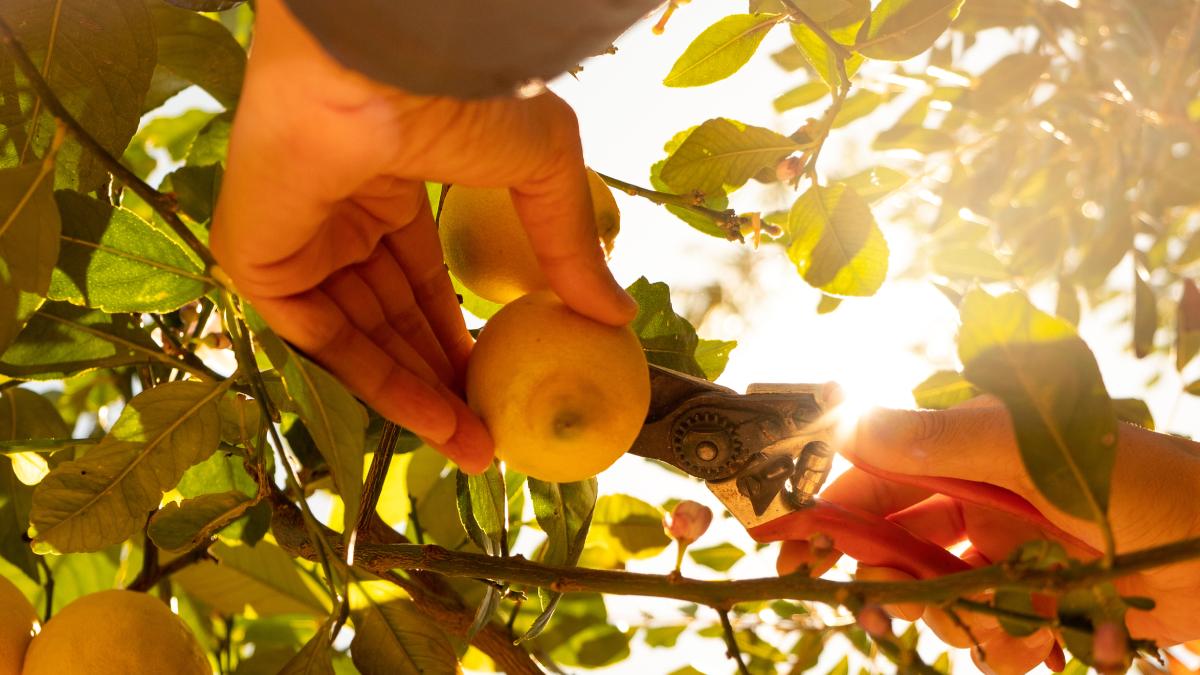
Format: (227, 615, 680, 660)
(0, 15, 218, 272)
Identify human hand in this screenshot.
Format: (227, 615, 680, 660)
(751, 398, 1200, 673)
(210, 0, 636, 472)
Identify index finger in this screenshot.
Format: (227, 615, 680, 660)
(508, 96, 637, 326)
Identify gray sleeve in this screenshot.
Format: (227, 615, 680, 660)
(280, 0, 663, 99)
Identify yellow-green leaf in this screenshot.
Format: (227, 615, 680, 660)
(0, 162, 59, 351)
(587, 494, 670, 561)
(787, 183, 889, 296)
(688, 542, 745, 571)
(773, 81, 830, 112)
(351, 600, 460, 675)
(0, 302, 160, 380)
(49, 191, 209, 313)
(958, 290, 1117, 526)
(174, 540, 330, 616)
(911, 370, 977, 409)
(664, 13, 782, 88)
(855, 0, 966, 61)
(30, 379, 225, 552)
(660, 118, 804, 196)
(148, 490, 254, 552)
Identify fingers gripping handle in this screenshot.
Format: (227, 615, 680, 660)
(749, 499, 972, 579)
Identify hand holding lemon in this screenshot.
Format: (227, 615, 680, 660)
(441, 173, 650, 482)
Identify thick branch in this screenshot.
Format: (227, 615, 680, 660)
(272, 497, 543, 674)
(0, 16, 218, 271)
(272, 500, 1200, 610)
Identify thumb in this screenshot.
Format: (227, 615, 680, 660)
(845, 406, 1030, 493)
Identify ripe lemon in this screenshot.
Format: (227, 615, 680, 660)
(22, 590, 209, 675)
(466, 291, 649, 482)
(0, 574, 37, 675)
(439, 169, 620, 304)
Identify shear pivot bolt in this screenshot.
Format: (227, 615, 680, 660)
(695, 441, 719, 461)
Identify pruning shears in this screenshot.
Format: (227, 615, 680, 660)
(629, 365, 1100, 580)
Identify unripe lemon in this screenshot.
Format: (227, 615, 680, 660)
(22, 590, 209, 675)
(0, 574, 37, 675)
(439, 169, 620, 304)
(466, 291, 649, 482)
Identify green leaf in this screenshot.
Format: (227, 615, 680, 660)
(817, 294, 842, 314)
(649, 159, 729, 239)
(0, 460, 36, 580)
(1133, 267, 1157, 358)
(664, 13, 782, 88)
(787, 1, 868, 88)
(279, 625, 336, 675)
(855, 0, 966, 61)
(29, 379, 225, 552)
(0, 162, 60, 351)
(147, 490, 254, 551)
(48, 191, 209, 313)
(163, 0, 247, 10)
(122, 109, 218, 179)
(250, 310, 368, 536)
(455, 463, 506, 555)
(187, 111, 233, 166)
(958, 290, 1117, 525)
(688, 542, 745, 571)
(773, 81, 830, 112)
(838, 167, 909, 203)
(660, 118, 804, 196)
(148, 3, 246, 109)
(0, 0, 156, 190)
(587, 494, 670, 561)
(872, 125, 955, 153)
(0, 302, 159, 380)
(965, 53, 1049, 111)
(522, 477, 598, 641)
(643, 625, 686, 648)
(695, 338, 737, 380)
(911, 370, 977, 409)
(787, 183, 889, 296)
(1177, 279, 1200, 372)
(831, 90, 886, 128)
(161, 163, 223, 223)
(1056, 281, 1081, 326)
(174, 540, 329, 616)
(351, 600, 460, 675)
(0, 389, 70, 574)
(627, 277, 736, 380)
(1111, 398, 1154, 430)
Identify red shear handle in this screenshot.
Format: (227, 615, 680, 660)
(848, 462, 1101, 559)
(750, 499, 971, 579)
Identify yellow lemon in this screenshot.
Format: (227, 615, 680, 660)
(466, 291, 649, 482)
(0, 574, 37, 675)
(439, 169, 620, 304)
(22, 590, 209, 675)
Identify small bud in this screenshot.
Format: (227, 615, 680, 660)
(1091, 622, 1128, 674)
(856, 605, 892, 638)
(776, 156, 803, 183)
(663, 500, 713, 547)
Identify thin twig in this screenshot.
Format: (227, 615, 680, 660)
(596, 172, 747, 240)
(351, 421, 401, 562)
(718, 609, 752, 675)
(0, 16, 218, 271)
(127, 540, 216, 592)
(36, 556, 53, 623)
(779, 0, 852, 92)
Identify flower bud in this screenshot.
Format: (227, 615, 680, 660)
(855, 605, 892, 639)
(663, 500, 713, 546)
(1091, 622, 1128, 674)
